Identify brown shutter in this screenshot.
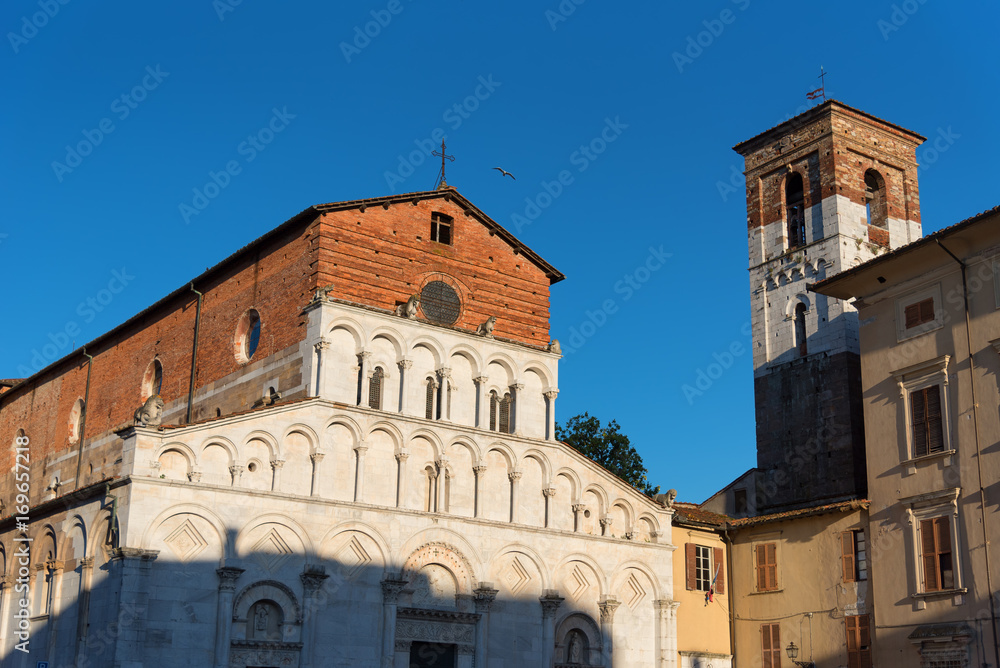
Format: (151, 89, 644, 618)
(926, 385, 944, 453)
(713, 547, 725, 594)
(911, 389, 928, 457)
(859, 615, 872, 668)
(766, 543, 778, 590)
(842, 531, 857, 582)
(920, 298, 935, 323)
(935, 516, 953, 589)
(761, 624, 773, 668)
(921, 518, 939, 590)
(904, 302, 921, 328)
(756, 544, 767, 591)
(686, 543, 697, 590)
(846, 615, 859, 668)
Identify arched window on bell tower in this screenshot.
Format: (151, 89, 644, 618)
(795, 303, 808, 357)
(786, 172, 805, 249)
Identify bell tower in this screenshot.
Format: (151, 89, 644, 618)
(734, 100, 925, 512)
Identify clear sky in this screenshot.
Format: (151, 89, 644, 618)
(2, 1, 997, 503)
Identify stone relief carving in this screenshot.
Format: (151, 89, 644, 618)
(395, 295, 420, 319)
(134, 395, 164, 427)
(655, 488, 678, 509)
(548, 339, 562, 354)
(476, 315, 497, 337)
(396, 619, 475, 645)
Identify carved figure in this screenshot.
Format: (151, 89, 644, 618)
(313, 283, 334, 302)
(476, 315, 497, 337)
(254, 605, 268, 632)
(548, 339, 562, 354)
(395, 295, 420, 319)
(133, 395, 164, 427)
(655, 488, 678, 509)
(568, 632, 583, 663)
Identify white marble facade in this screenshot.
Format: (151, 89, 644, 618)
(12, 298, 678, 667)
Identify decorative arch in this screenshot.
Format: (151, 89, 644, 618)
(243, 431, 279, 460)
(401, 542, 477, 595)
(489, 543, 552, 591)
(408, 338, 445, 368)
(484, 442, 517, 470)
(323, 416, 363, 450)
(445, 437, 481, 465)
(447, 344, 483, 375)
(140, 503, 231, 560)
(368, 327, 405, 360)
(199, 436, 239, 463)
(366, 421, 404, 452)
(234, 513, 314, 561)
(408, 428, 445, 459)
(522, 450, 552, 485)
(785, 293, 812, 318)
(582, 483, 610, 515)
(37, 525, 58, 563)
(327, 319, 365, 350)
(609, 499, 635, 530)
(521, 363, 553, 389)
(484, 353, 518, 382)
(61, 515, 89, 560)
(555, 468, 581, 502)
(554, 554, 609, 595)
(636, 512, 661, 535)
(318, 521, 391, 568)
(610, 561, 662, 601)
(233, 580, 302, 624)
(282, 424, 319, 452)
(555, 612, 604, 664)
(397, 527, 485, 580)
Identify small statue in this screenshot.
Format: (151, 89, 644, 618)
(548, 339, 562, 354)
(568, 632, 583, 663)
(134, 395, 165, 427)
(313, 284, 334, 302)
(655, 488, 678, 509)
(476, 316, 497, 337)
(395, 295, 419, 319)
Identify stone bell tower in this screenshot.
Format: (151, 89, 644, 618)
(733, 100, 924, 512)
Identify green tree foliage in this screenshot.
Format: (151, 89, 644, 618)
(555, 413, 660, 497)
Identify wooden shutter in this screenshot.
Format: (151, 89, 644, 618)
(713, 547, 725, 594)
(905, 298, 935, 329)
(685, 543, 697, 590)
(756, 544, 767, 591)
(921, 518, 940, 590)
(846, 615, 872, 668)
(756, 543, 777, 591)
(911, 386, 944, 457)
(842, 531, 857, 582)
(761, 623, 780, 668)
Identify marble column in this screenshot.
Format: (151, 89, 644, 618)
(473, 465, 487, 517)
(473, 584, 499, 667)
(300, 567, 329, 668)
(229, 464, 244, 487)
(543, 390, 559, 441)
(543, 488, 556, 528)
(473, 376, 489, 428)
(427, 469, 439, 512)
(436, 457, 450, 512)
(653, 599, 681, 668)
(109, 548, 158, 668)
(509, 383, 524, 434)
(600, 516, 613, 537)
(75, 557, 94, 665)
(313, 339, 330, 397)
(358, 351, 372, 406)
(436, 368, 452, 421)
(381, 577, 408, 668)
(395, 452, 409, 507)
(598, 597, 621, 668)
(540, 590, 564, 668)
(354, 443, 368, 502)
(45, 560, 65, 660)
(397, 359, 412, 413)
(430, 378, 440, 420)
(214, 566, 244, 668)
(309, 453, 325, 497)
(508, 471, 523, 523)
(572, 503, 586, 533)
(270, 458, 285, 492)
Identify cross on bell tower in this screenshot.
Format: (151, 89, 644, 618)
(433, 140, 455, 189)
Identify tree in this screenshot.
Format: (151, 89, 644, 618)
(555, 412, 660, 497)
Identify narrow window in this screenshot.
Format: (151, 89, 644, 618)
(499, 393, 511, 434)
(920, 516, 954, 591)
(368, 367, 383, 410)
(864, 169, 887, 228)
(734, 488, 748, 514)
(845, 615, 872, 668)
(904, 298, 935, 329)
(695, 545, 711, 591)
(430, 212, 453, 245)
(756, 543, 778, 591)
(761, 623, 781, 668)
(785, 172, 805, 249)
(425, 378, 436, 419)
(842, 530, 868, 582)
(489, 391, 498, 431)
(910, 385, 944, 457)
(246, 311, 261, 359)
(794, 303, 807, 357)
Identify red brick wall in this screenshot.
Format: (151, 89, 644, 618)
(314, 197, 552, 347)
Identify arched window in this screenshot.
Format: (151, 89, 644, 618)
(489, 391, 498, 431)
(425, 377, 436, 419)
(235, 309, 262, 363)
(69, 399, 85, 444)
(368, 367, 384, 410)
(795, 303, 808, 357)
(498, 393, 512, 434)
(785, 172, 805, 249)
(864, 169, 889, 241)
(424, 465, 437, 512)
(142, 358, 163, 400)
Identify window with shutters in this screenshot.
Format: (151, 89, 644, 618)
(842, 530, 868, 582)
(761, 623, 781, 668)
(489, 391, 498, 431)
(755, 542, 779, 592)
(894, 355, 953, 466)
(685, 543, 726, 593)
(498, 393, 511, 434)
(911, 385, 944, 457)
(695, 545, 711, 590)
(896, 285, 942, 341)
(845, 615, 872, 668)
(368, 367, 384, 410)
(920, 516, 955, 592)
(425, 377, 437, 420)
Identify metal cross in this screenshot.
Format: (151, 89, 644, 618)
(432, 140, 455, 188)
(816, 66, 827, 101)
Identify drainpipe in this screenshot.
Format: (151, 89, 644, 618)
(104, 482, 120, 548)
(935, 239, 1000, 668)
(73, 348, 94, 490)
(186, 283, 203, 424)
(723, 527, 737, 666)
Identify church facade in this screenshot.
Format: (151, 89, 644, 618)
(0, 188, 679, 667)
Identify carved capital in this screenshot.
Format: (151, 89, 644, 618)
(473, 375, 489, 386)
(187, 470, 203, 483)
(310, 452, 325, 464)
(572, 503, 586, 513)
(509, 383, 525, 393)
(600, 517, 613, 528)
(301, 566, 329, 595)
(270, 458, 285, 470)
(79, 556, 95, 570)
(381, 578, 408, 604)
(543, 389, 559, 400)
(653, 599, 681, 613)
(357, 351, 373, 363)
(436, 367, 452, 380)
(229, 464, 245, 479)
(539, 591, 564, 619)
(473, 465, 487, 476)
(217, 566, 245, 592)
(543, 487, 556, 498)
(354, 445, 369, 457)
(436, 457, 450, 470)
(397, 359, 413, 371)
(395, 452, 410, 463)
(313, 339, 331, 353)
(473, 585, 499, 613)
(111, 547, 158, 564)
(599, 597, 621, 623)
(508, 471, 523, 482)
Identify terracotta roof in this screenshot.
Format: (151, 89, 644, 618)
(673, 501, 729, 528)
(733, 99, 925, 155)
(727, 499, 869, 528)
(811, 205, 1000, 296)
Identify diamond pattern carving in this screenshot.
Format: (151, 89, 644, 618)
(565, 565, 590, 601)
(252, 528, 294, 573)
(335, 536, 372, 581)
(502, 557, 530, 594)
(164, 519, 208, 563)
(624, 574, 646, 610)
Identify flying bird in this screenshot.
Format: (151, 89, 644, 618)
(493, 167, 516, 180)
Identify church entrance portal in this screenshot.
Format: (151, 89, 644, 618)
(409, 641, 457, 667)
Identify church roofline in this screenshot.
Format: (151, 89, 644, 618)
(732, 99, 926, 157)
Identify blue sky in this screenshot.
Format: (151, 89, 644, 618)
(2, 1, 997, 503)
